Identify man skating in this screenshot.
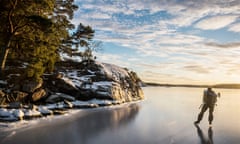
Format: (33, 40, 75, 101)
(195, 87, 220, 126)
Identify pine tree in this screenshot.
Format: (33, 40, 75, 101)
(0, 0, 55, 80)
(71, 23, 95, 62)
(0, 0, 96, 82)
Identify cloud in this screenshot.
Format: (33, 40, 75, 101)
(72, 0, 240, 84)
(160, 0, 240, 27)
(194, 15, 239, 30)
(228, 23, 240, 33)
(95, 53, 131, 68)
(205, 42, 240, 48)
(140, 70, 203, 84)
(183, 65, 210, 74)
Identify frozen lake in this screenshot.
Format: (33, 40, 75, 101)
(1, 87, 240, 144)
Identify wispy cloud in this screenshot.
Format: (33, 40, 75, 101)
(73, 0, 240, 84)
(183, 65, 210, 74)
(205, 42, 240, 48)
(194, 15, 239, 30)
(228, 23, 240, 33)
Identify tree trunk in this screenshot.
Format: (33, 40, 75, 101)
(0, 42, 11, 78)
(0, 47, 10, 71)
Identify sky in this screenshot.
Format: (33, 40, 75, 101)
(72, 0, 240, 85)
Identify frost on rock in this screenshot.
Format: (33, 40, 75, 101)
(47, 61, 144, 102)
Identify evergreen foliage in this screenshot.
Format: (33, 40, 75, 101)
(0, 0, 95, 82)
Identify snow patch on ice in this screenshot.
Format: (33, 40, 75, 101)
(0, 109, 12, 117)
(12, 110, 24, 119)
(24, 109, 41, 117)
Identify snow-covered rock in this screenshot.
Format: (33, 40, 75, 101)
(46, 93, 75, 103)
(24, 109, 42, 118)
(45, 61, 144, 102)
(0, 61, 144, 122)
(22, 80, 43, 93)
(12, 109, 24, 120)
(0, 80, 7, 86)
(38, 106, 53, 116)
(0, 108, 12, 117)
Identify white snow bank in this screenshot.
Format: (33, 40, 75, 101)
(24, 109, 41, 117)
(96, 62, 129, 81)
(0, 80, 7, 85)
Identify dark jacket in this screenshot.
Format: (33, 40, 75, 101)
(203, 89, 217, 105)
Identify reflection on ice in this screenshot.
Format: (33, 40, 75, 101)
(1, 87, 240, 144)
(195, 124, 213, 144)
(0, 103, 140, 144)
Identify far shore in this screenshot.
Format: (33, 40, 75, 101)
(144, 82, 240, 89)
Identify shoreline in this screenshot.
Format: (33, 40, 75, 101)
(145, 83, 240, 89)
(0, 98, 143, 123)
(0, 100, 142, 133)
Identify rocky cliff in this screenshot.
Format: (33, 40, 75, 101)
(0, 61, 144, 122)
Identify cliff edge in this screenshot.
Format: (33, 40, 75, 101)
(0, 60, 144, 122)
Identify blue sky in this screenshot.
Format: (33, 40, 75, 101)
(73, 0, 240, 84)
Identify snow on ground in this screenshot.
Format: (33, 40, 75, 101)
(0, 99, 125, 123)
(98, 62, 129, 82)
(0, 100, 141, 133)
(61, 70, 95, 89)
(59, 62, 118, 91)
(0, 80, 7, 85)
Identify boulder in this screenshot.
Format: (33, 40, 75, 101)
(13, 91, 28, 102)
(0, 108, 19, 122)
(13, 109, 24, 120)
(23, 109, 42, 119)
(38, 106, 53, 116)
(46, 93, 75, 103)
(8, 102, 23, 109)
(0, 80, 7, 87)
(31, 89, 47, 102)
(54, 61, 144, 102)
(46, 76, 79, 96)
(63, 100, 73, 108)
(0, 108, 12, 118)
(55, 78, 78, 92)
(0, 90, 5, 97)
(0, 90, 6, 105)
(22, 80, 43, 93)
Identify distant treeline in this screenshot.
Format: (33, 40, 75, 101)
(145, 82, 240, 89)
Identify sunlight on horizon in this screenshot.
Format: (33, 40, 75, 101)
(74, 0, 240, 84)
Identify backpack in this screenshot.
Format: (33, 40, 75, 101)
(203, 90, 217, 105)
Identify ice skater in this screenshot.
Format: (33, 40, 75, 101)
(194, 87, 220, 126)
